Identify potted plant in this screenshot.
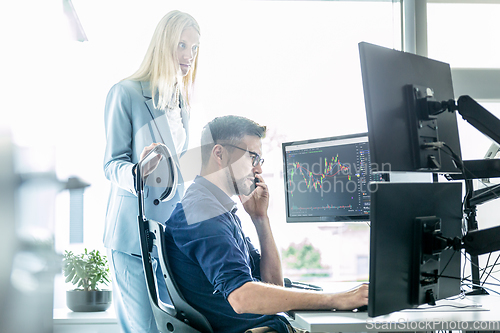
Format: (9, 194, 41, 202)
(62, 248, 112, 312)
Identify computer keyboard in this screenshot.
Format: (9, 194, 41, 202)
(284, 278, 323, 291)
(285, 305, 368, 320)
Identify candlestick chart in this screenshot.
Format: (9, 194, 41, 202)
(289, 155, 353, 195)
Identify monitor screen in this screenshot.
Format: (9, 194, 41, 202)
(359, 42, 462, 173)
(282, 133, 385, 223)
(368, 182, 463, 317)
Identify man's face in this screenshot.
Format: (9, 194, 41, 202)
(225, 135, 263, 196)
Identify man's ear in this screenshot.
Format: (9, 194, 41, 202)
(212, 144, 225, 167)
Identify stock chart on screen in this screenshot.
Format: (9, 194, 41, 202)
(282, 133, 386, 222)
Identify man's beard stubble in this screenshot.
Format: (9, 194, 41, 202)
(227, 166, 253, 196)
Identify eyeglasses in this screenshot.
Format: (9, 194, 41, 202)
(221, 144, 264, 167)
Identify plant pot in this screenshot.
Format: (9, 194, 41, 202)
(66, 289, 112, 312)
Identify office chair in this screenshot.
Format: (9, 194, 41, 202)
(136, 145, 214, 333)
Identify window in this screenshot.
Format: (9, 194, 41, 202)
(4, 0, 401, 308)
(8, 0, 500, 312)
(427, 2, 500, 170)
(427, 1, 500, 68)
(428, 0, 500, 292)
(49, 1, 401, 287)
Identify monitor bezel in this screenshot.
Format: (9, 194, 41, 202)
(282, 132, 373, 223)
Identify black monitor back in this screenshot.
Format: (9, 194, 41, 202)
(359, 42, 462, 173)
(368, 182, 462, 317)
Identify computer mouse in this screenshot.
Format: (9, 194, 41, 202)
(354, 305, 368, 312)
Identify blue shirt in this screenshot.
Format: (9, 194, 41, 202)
(164, 176, 290, 333)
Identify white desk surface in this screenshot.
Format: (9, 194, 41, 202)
(290, 295, 500, 332)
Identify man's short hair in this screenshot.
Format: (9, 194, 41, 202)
(200, 115, 267, 167)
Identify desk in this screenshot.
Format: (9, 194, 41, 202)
(290, 295, 500, 332)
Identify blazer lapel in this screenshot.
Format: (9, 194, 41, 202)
(141, 81, 165, 126)
(180, 97, 190, 153)
(140, 81, 182, 169)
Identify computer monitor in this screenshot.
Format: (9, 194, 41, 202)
(282, 133, 386, 223)
(359, 42, 462, 173)
(368, 182, 463, 317)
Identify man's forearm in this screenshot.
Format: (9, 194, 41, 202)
(253, 216, 283, 286)
(227, 281, 368, 315)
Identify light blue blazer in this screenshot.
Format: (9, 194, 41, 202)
(103, 80, 189, 255)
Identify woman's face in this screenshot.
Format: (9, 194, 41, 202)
(177, 26, 200, 77)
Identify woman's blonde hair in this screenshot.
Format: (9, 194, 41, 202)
(125, 10, 200, 110)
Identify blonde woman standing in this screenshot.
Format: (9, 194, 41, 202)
(103, 10, 200, 332)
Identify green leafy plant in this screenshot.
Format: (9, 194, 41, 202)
(283, 242, 325, 270)
(62, 248, 110, 291)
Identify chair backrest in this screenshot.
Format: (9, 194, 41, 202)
(136, 145, 214, 333)
(138, 217, 214, 333)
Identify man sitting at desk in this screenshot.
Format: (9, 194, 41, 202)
(164, 115, 368, 333)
